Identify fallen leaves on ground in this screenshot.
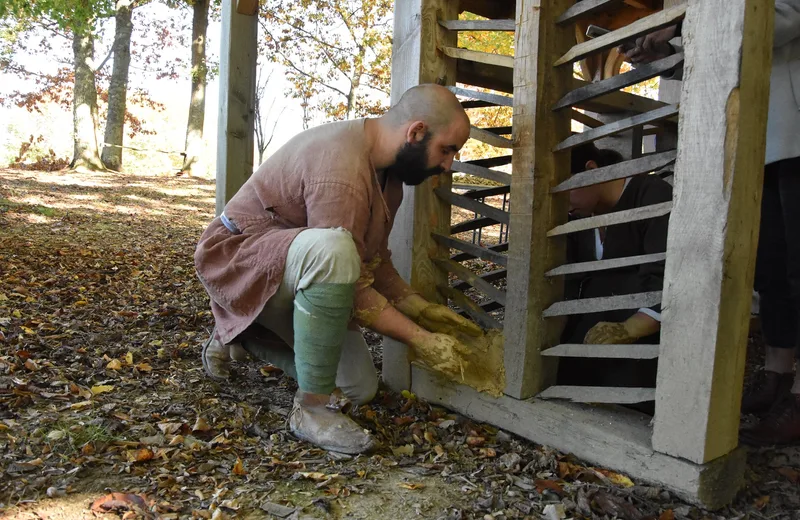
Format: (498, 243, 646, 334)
(0, 168, 797, 520)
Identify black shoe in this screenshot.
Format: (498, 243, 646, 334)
(741, 370, 793, 415)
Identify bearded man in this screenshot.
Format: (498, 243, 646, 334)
(194, 84, 479, 454)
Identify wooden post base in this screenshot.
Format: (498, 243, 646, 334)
(410, 364, 745, 509)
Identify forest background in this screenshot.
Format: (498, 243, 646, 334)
(0, 0, 657, 178)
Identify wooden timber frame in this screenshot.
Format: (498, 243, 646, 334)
(215, 0, 258, 215)
(212, 0, 774, 508)
(384, 0, 775, 508)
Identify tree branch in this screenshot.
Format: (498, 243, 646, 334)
(261, 24, 349, 99)
(282, 57, 348, 99)
(93, 47, 115, 73)
(270, 15, 351, 55)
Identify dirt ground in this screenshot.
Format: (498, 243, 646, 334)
(1, 168, 799, 520)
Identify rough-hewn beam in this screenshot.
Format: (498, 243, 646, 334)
(216, 0, 258, 214)
(652, 0, 774, 464)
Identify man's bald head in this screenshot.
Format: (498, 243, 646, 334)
(385, 84, 470, 134)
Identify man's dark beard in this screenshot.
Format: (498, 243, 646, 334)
(386, 134, 444, 186)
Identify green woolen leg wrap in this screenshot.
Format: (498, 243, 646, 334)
(293, 282, 355, 395)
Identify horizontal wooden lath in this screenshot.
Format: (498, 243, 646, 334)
(572, 80, 669, 114)
(547, 201, 672, 237)
(451, 160, 512, 185)
(545, 252, 666, 277)
(457, 59, 513, 94)
(468, 155, 513, 168)
(538, 385, 656, 404)
(541, 343, 660, 359)
(571, 109, 604, 129)
(436, 188, 511, 224)
(484, 126, 513, 136)
(438, 284, 503, 330)
(439, 19, 515, 31)
(543, 291, 662, 317)
(442, 46, 514, 69)
(554, 4, 688, 66)
(434, 258, 507, 306)
(458, 185, 511, 199)
(461, 100, 496, 109)
(453, 268, 507, 290)
(432, 233, 508, 267)
(551, 150, 677, 193)
(554, 53, 685, 111)
(556, 0, 623, 25)
(451, 216, 501, 234)
(448, 86, 514, 107)
(555, 105, 679, 152)
(470, 126, 514, 149)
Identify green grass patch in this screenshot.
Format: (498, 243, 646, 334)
(0, 197, 57, 217)
(45, 422, 117, 455)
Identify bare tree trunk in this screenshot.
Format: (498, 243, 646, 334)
(181, 0, 209, 176)
(101, 0, 134, 171)
(70, 28, 104, 171)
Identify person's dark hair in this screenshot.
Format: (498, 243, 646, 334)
(570, 141, 624, 174)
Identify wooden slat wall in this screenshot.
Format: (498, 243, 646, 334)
(451, 160, 513, 185)
(539, 385, 656, 404)
(545, 253, 666, 277)
(432, 233, 509, 266)
(439, 19, 515, 31)
(553, 53, 684, 111)
(556, 0, 623, 24)
(438, 285, 504, 330)
(547, 201, 672, 236)
(542, 343, 660, 359)
(216, 0, 258, 215)
(543, 291, 662, 317)
(442, 47, 514, 69)
(435, 188, 511, 224)
(554, 4, 688, 66)
(554, 105, 679, 151)
(552, 151, 676, 192)
(448, 86, 514, 107)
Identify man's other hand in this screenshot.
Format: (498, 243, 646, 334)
(621, 25, 678, 65)
(584, 321, 637, 345)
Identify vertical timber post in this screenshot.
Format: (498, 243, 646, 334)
(216, 0, 258, 216)
(652, 0, 773, 463)
(383, 0, 458, 392)
(503, 0, 573, 399)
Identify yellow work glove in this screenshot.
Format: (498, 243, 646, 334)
(396, 294, 483, 337)
(583, 313, 660, 344)
(418, 303, 483, 337)
(583, 322, 637, 345)
(408, 332, 472, 378)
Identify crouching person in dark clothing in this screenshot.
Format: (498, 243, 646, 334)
(557, 142, 673, 392)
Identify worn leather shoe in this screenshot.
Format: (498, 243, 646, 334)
(740, 394, 800, 446)
(288, 392, 375, 454)
(741, 370, 793, 415)
(202, 329, 232, 380)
